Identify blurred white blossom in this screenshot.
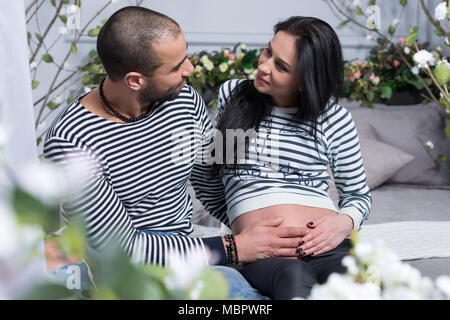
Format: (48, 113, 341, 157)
(413, 50, 435, 68)
(425, 140, 434, 150)
(435, 2, 447, 21)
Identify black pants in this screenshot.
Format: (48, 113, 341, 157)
(240, 239, 352, 300)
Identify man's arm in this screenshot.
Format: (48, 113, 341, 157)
(188, 87, 230, 227)
(44, 136, 227, 266)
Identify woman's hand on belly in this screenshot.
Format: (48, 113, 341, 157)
(297, 214, 354, 258)
(234, 216, 310, 263)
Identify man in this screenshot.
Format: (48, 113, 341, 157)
(44, 6, 308, 299)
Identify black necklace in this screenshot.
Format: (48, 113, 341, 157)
(99, 76, 152, 122)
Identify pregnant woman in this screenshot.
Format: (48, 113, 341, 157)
(214, 16, 372, 299)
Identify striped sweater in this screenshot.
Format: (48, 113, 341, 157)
(216, 79, 372, 230)
(44, 85, 228, 266)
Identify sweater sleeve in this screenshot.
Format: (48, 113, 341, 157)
(44, 136, 227, 266)
(188, 86, 230, 227)
(322, 103, 372, 231)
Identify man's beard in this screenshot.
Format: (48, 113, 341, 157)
(139, 78, 186, 105)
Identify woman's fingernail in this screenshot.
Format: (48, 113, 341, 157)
(308, 222, 314, 226)
(299, 241, 304, 246)
(300, 252, 306, 257)
(296, 247, 302, 253)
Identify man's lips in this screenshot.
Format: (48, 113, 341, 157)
(255, 74, 269, 85)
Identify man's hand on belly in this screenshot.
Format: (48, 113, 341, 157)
(234, 216, 311, 263)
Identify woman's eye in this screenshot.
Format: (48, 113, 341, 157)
(277, 63, 286, 72)
(265, 48, 272, 56)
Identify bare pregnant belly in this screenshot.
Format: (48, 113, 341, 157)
(231, 204, 337, 234)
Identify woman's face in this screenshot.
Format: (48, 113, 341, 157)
(254, 31, 300, 108)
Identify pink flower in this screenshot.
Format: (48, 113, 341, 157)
(225, 53, 235, 60)
(369, 73, 375, 81)
(353, 70, 361, 79)
(394, 60, 400, 67)
(399, 37, 406, 47)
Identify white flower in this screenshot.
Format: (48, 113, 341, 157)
(437, 59, 450, 68)
(352, 0, 361, 8)
(366, 34, 374, 41)
(309, 273, 381, 300)
(436, 276, 450, 298)
(223, 49, 230, 55)
(341, 256, 359, 275)
(411, 66, 419, 75)
(413, 50, 435, 68)
(0, 126, 10, 149)
(248, 69, 257, 80)
(111, 0, 120, 3)
(229, 69, 235, 76)
(203, 60, 214, 71)
(200, 55, 209, 64)
(219, 62, 228, 73)
(58, 26, 67, 35)
(194, 65, 203, 73)
(435, 2, 447, 21)
(53, 94, 64, 104)
(354, 241, 375, 262)
(29, 61, 38, 70)
(37, 121, 47, 132)
(63, 62, 70, 70)
(240, 44, 247, 51)
(164, 247, 209, 290)
(392, 19, 399, 26)
(244, 68, 254, 75)
(404, 47, 411, 54)
(66, 5, 79, 15)
(425, 140, 434, 150)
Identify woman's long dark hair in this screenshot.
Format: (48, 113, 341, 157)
(214, 16, 343, 177)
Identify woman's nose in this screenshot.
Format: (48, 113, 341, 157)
(258, 61, 271, 75)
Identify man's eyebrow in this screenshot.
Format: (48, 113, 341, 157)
(170, 42, 189, 72)
(268, 41, 292, 70)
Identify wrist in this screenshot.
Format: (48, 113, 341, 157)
(340, 214, 354, 234)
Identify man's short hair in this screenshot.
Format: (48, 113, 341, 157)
(97, 6, 180, 81)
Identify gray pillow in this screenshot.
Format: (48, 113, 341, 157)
(328, 123, 415, 203)
(343, 99, 449, 186)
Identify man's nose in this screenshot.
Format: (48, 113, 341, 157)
(182, 59, 194, 77)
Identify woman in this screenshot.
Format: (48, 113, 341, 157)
(214, 16, 372, 299)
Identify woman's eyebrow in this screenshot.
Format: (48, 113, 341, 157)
(268, 41, 292, 70)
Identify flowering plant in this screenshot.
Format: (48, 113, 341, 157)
(187, 44, 261, 108)
(331, 0, 449, 168)
(307, 233, 450, 300)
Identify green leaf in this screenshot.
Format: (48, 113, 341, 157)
(88, 64, 100, 74)
(41, 54, 54, 63)
(354, 7, 364, 16)
(366, 90, 375, 101)
(82, 75, 91, 86)
(388, 25, 396, 36)
(35, 33, 43, 43)
(21, 283, 73, 300)
(434, 28, 445, 37)
(50, 0, 56, 6)
(59, 15, 67, 24)
(62, 0, 70, 4)
(380, 85, 393, 99)
(71, 43, 78, 56)
(87, 27, 100, 37)
(400, 0, 407, 6)
(31, 80, 40, 89)
(88, 50, 97, 59)
(12, 187, 49, 227)
(437, 155, 448, 163)
(433, 62, 450, 85)
(339, 20, 350, 27)
(446, 121, 450, 137)
(405, 26, 419, 46)
(47, 101, 60, 110)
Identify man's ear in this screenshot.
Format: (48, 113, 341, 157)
(123, 72, 144, 91)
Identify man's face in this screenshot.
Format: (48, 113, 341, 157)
(139, 31, 194, 104)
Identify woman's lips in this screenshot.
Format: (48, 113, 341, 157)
(255, 74, 269, 85)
